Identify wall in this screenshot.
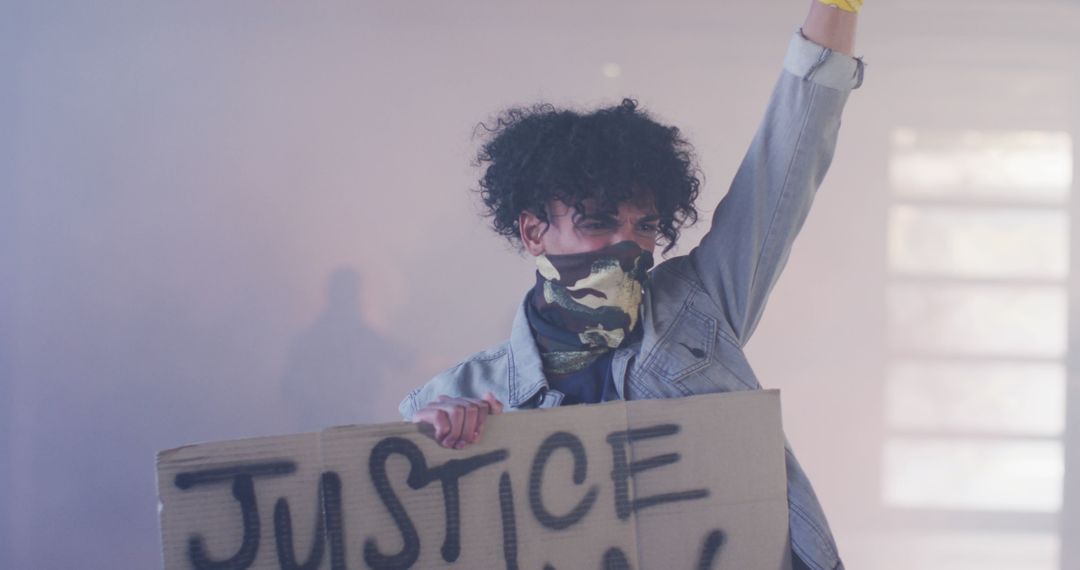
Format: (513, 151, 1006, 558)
(3, 1, 1078, 568)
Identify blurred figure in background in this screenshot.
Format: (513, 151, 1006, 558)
(282, 267, 408, 431)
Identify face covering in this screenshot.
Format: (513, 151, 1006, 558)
(527, 241, 654, 375)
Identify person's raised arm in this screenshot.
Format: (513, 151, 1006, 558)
(685, 1, 864, 346)
(803, 0, 860, 55)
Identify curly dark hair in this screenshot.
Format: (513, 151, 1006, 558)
(475, 98, 702, 254)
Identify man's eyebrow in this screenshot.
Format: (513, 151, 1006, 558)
(574, 210, 619, 221)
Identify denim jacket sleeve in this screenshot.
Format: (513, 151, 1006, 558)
(688, 31, 863, 347)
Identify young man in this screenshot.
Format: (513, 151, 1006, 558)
(399, 2, 864, 568)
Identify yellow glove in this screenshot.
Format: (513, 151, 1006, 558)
(818, 0, 863, 13)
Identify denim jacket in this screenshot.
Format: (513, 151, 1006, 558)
(400, 31, 864, 570)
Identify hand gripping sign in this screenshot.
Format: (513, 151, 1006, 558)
(157, 390, 793, 570)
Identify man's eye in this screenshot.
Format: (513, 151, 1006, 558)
(638, 222, 659, 233)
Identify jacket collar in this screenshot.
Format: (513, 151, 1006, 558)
(507, 293, 549, 407)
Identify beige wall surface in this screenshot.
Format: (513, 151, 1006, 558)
(3, 1, 1078, 568)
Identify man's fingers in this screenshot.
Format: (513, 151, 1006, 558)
(432, 409, 452, 443)
(423, 401, 465, 448)
(459, 401, 480, 447)
(413, 408, 451, 443)
(483, 392, 505, 414)
(473, 402, 489, 444)
(414, 394, 506, 450)
(443, 404, 466, 448)
(441, 397, 486, 446)
(473, 394, 503, 442)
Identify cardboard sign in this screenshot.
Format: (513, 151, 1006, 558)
(157, 390, 791, 569)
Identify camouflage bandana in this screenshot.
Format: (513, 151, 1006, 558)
(528, 241, 654, 376)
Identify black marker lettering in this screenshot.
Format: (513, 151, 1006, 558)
(602, 547, 632, 570)
(365, 437, 508, 568)
(606, 424, 708, 520)
(174, 461, 296, 490)
(498, 472, 519, 570)
(695, 530, 725, 570)
(426, 449, 510, 562)
(364, 438, 424, 570)
(528, 432, 598, 530)
(321, 472, 348, 570)
(174, 461, 296, 570)
(273, 472, 346, 570)
(273, 493, 321, 570)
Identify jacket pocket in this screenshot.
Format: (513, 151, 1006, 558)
(646, 301, 716, 382)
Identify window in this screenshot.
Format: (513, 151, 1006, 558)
(883, 129, 1072, 522)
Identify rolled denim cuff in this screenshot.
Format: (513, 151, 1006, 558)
(784, 28, 866, 91)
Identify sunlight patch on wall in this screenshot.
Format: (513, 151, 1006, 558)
(883, 437, 1063, 512)
(888, 206, 1068, 279)
(887, 361, 1065, 436)
(888, 283, 1067, 357)
(889, 129, 1072, 203)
